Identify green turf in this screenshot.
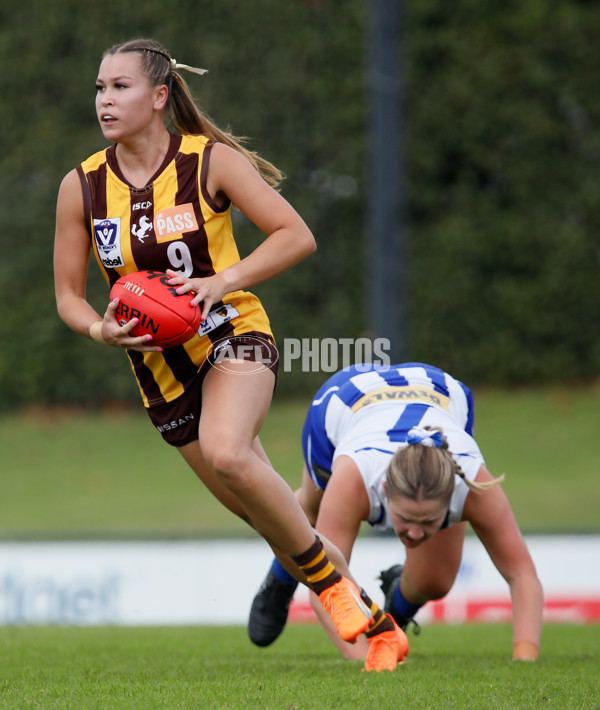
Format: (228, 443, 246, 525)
(0, 624, 597, 709)
(1, 384, 599, 537)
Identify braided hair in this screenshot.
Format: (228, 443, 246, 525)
(386, 426, 504, 506)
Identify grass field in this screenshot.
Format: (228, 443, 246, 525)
(1, 389, 599, 708)
(0, 624, 598, 709)
(1, 384, 599, 537)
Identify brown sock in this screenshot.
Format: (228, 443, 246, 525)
(291, 536, 342, 596)
(361, 589, 396, 637)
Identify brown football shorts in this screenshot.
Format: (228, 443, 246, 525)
(146, 332, 279, 446)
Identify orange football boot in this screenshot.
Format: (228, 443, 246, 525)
(363, 615, 410, 672)
(318, 577, 373, 643)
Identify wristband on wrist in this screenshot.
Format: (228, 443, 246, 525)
(88, 321, 105, 344)
(512, 641, 538, 661)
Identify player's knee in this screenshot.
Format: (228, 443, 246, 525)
(420, 579, 453, 601)
(203, 445, 243, 475)
(201, 439, 252, 484)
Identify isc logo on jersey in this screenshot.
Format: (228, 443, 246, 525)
(154, 203, 199, 243)
(93, 218, 125, 268)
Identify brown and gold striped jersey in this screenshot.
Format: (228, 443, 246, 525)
(77, 133, 273, 407)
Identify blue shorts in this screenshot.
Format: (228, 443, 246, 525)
(301, 365, 372, 490)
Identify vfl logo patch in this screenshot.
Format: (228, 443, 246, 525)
(154, 203, 199, 243)
(93, 218, 124, 268)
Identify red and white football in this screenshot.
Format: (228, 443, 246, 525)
(109, 270, 202, 348)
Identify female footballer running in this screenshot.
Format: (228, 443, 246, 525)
(54, 38, 405, 671)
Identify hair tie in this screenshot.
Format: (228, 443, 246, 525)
(170, 58, 208, 76)
(406, 427, 444, 448)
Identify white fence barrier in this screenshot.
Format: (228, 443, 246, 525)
(0, 536, 598, 625)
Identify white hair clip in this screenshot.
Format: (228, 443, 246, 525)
(170, 58, 208, 76)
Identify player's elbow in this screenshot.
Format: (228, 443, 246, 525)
(294, 223, 316, 258)
(507, 566, 544, 606)
(305, 232, 317, 255)
(55, 291, 78, 326)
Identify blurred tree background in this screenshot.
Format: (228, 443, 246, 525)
(0, 0, 598, 409)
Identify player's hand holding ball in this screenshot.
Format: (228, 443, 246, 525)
(165, 268, 230, 322)
(94, 270, 204, 351)
(93, 298, 165, 352)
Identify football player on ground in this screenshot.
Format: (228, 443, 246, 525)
(248, 362, 543, 662)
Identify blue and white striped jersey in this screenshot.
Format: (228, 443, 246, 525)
(301, 363, 485, 530)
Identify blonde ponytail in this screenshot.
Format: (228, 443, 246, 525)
(102, 38, 284, 188)
(455, 465, 505, 492)
(169, 73, 284, 188)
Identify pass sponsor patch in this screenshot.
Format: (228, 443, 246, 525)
(154, 203, 199, 243)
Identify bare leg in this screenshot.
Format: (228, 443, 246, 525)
(197, 362, 316, 554)
(180, 428, 355, 588)
(295, 465, 324, 526)
(267, 466, 358, 585)
(177, 436, 268, 527)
